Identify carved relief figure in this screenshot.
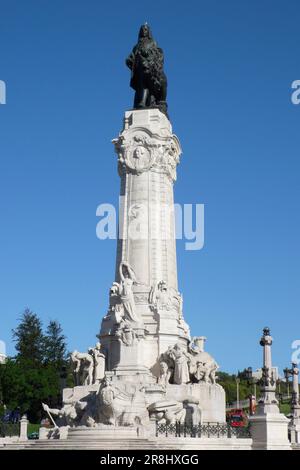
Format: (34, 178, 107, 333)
(150, 280, 172, 310)
(132, 145, 151, 172)
(96, 377, 147, 426)
(116, 319, 138, 346)
(150, 280, 183, 313)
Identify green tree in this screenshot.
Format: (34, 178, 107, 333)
(0, 309, 70, 423)
(218, 371, 254, 405)
(12, 308, 44, 363)
(0, 358, 59, 422)
(44, 320, 67, 367)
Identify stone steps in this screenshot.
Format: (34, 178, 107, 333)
(1, 437, 253, 450)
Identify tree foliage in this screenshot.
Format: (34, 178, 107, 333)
(0, 309, 70, 423)
(12, 308, 44, 363)
(44, 320, 67, 367)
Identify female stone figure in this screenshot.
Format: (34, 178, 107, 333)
(168, 343, 190, 385)
(119, 261, 141, 323)
(89, 342, 105, 383)
(158, 361, 172, 387)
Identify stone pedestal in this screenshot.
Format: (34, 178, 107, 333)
(19, 414, 29, 441)
(165, 383, 226, 424)
(249, 413, 291, 450)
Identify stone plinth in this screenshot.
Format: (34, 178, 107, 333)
(249, 413, 291, 450)
(165, 383, 226, 424)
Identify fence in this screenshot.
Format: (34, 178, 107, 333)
(0, 422, 20, 438)
(156, 421, 251, 439)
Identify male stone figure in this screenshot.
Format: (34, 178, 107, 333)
(126, 23, 168, 116)
(70, 350, 94, 386)
(42, 394, 96, 429)
(188, 337, 219, 384)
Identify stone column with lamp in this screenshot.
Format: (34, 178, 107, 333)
(249, 327, 291, 450)
(285, 363, 300, 445)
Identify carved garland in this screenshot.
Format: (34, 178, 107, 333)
(113, 131, 181, 182)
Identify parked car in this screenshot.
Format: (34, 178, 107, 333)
(227, 409, 248, 427)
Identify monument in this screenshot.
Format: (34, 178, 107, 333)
(39, 24, 227, 447)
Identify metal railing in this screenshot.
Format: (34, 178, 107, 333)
(156, 421, 251, 439)
(0, 422, 20, 438)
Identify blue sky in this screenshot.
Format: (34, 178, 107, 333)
(0, 0, 299, 374)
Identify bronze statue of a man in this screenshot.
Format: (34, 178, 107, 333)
(126, 24, 168, 117)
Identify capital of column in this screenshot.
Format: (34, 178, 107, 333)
(260, 326, 273, 347)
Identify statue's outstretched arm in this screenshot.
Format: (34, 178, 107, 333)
(119, 262, 125, 282)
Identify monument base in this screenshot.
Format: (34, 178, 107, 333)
(249, 413, 291, 450)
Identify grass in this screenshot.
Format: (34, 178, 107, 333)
(28, 423, 40, 435)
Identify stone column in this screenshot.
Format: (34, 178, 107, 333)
(114, 109, 180, 291)
(249, 327, 291, 450)
(100, 109, 190, 375)
(19, 414, 28, 441)
(291, 363, 300, 404)
(258, 327, 278, 414)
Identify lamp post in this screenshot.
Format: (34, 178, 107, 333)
(283, 363, 300, 418)
(284, 362, 300, 444)
(236, 377, 240, 409)
(245, 366, 258, 415)
(284, 367, 291, 398)
(257, 327, 278, 413)
(245, 366, 258, 400)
